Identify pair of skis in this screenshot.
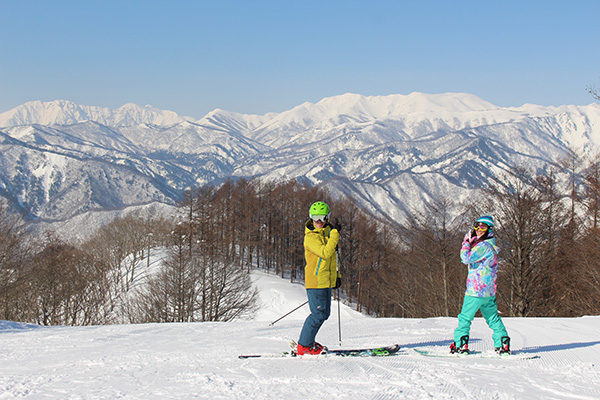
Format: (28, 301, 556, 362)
(412, 348, 540, 360)
(239, 343, 539, 360)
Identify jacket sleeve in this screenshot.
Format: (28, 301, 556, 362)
(460, 241, 492, 265)
(305, 229, 340, 259)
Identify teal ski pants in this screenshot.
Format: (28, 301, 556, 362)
(454, 295, 508, 348)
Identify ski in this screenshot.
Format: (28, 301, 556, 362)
(239, 343, 401, 359)
(325, 344, 401, 357)
(413, 347, 539, 360)
(289, 339, 401, 357)
(238, 352, 294, 359)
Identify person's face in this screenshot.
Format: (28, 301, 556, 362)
(312, 215, 327, 228)
(474, 222, 489, 237)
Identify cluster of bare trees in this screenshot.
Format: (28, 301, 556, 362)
(0, 202, 34, 321)
(2, 153, 600, 326)
(0, 210, 167, 325)
(129, 214, 259, 323)
(0, 203, 260, 325)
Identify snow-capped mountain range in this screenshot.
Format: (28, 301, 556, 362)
(0, 100, 193, 127)
(1, 93, 599, 237)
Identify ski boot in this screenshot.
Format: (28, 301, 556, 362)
(495, 336, 511, 355)
(296, 341, 327, 355)
(450, 335, 470, 354)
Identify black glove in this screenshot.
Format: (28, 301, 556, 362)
(330, 218, 342, 232)
(334, 277, 342, 289)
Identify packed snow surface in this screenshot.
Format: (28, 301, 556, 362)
(1, 270, 599, 399)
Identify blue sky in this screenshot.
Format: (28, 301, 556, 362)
(1, 0, 599, 118)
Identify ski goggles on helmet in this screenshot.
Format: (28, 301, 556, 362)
(311, 214, 329, 222)
(474, 223, 489, 231)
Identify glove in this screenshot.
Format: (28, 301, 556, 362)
(330, 218, 342, 232)
(463, 230, 475, 244)
(334, 277, 342, 289)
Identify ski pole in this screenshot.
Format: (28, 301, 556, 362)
(269, 300, 309, 326)
(336, 249, 342, 345)
(337, 287, 342, 345)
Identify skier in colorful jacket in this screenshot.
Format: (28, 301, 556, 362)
(297, 201, 341, 355)
(451, 215, 511, 355)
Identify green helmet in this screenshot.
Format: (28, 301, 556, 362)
(309, 201, 330, 220)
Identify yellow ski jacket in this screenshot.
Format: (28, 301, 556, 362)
(303, 219, 340, 289)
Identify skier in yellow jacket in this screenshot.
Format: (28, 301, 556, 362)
(296, 201, 342, 355)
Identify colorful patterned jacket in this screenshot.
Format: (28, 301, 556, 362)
(460, 232, 500, 297)
(304, 219, 340, 289)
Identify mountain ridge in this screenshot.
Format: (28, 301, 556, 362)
(1, 92, 599, 238)
(0, 100, 193, 127)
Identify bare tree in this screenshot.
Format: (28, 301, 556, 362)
(560, 149, 585, 224)
(587, 80, 600, 101)
(582, 153, 600, 229)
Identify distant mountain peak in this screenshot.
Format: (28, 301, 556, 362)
(314, 92, 499, 116)
(0, 100, 189, 128)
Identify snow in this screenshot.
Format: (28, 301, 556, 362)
(0, 100, 190, 127)
(1, 270, 599, 399)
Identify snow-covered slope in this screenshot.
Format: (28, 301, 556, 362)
(1, 270, 598, 399)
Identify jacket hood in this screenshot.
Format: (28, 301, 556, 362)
(485, 236, 500, 254)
